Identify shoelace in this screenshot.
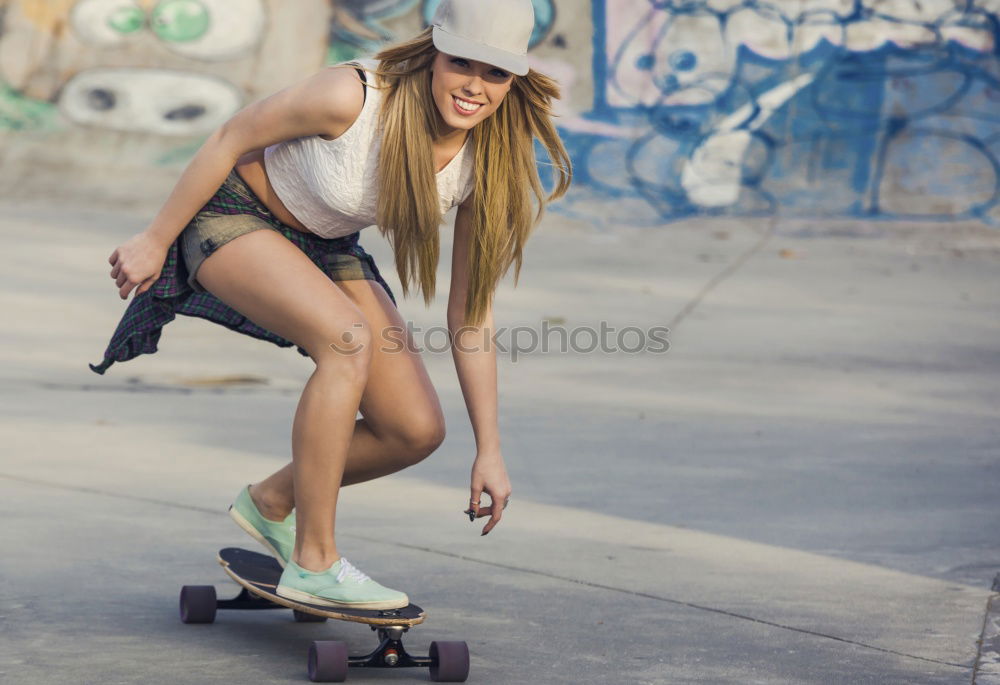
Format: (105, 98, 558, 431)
(336, 558, 371, 584)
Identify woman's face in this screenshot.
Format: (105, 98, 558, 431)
(430, 51, 514, 134)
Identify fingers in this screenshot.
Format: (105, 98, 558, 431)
(465, 484, 483, 522)
(109, 247, 129, 296)
(117, 273, 146, 300)
(113, 265, 156, 300)
(110, 248, 122, 281)
(469, 504, 492, 521)
(476, 490, 511, 536)
(481, 503, 502, 536)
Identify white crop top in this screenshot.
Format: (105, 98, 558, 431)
(264, 59, 475, 239)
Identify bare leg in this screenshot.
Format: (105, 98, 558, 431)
(196, 232, 444, 572)
(249, 277, 447, 521)
(196, 231, 370, 571)
(249, 419, 417, 520)
(285, 353, 367, 569)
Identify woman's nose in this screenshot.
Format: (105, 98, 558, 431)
(462, 76, 484, 95)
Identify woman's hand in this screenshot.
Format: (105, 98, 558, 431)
(465, 450, 512, 536)
(108, 231, 169, 300)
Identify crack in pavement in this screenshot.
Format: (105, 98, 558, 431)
(973, 594, 1000, 684)
(0, 471, 971, 671)
(667, 216, 778, 332)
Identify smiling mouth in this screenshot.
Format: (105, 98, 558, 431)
(453, 95, 483, 113)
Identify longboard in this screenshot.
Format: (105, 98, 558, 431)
(217, 547, 426, 626)
(179, 548, 469, 682)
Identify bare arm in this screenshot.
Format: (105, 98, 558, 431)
(448, 197, 511, 535)
(109, 66, 366, 299)
(147, 65, 366, 245)
(448, 198, 500, 452)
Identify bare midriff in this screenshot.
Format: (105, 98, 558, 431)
(233, 149, 313, 234)
(232, 132, 467, 237)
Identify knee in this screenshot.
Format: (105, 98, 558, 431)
(309, 320, 374, 382)
(392, 413, 446, 463)
(419, 418, 447, 456)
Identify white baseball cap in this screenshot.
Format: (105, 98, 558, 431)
(431, 0, 535, 76)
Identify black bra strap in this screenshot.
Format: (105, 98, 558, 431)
(355, 67, 366, 104)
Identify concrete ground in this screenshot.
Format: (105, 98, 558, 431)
(1, 195, 998, 684)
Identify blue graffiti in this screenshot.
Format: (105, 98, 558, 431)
(330, 0, 421, 55)
(559, 0, 1000, 226)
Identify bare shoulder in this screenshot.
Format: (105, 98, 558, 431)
(305, 65, 367, 140)
(218, 64, 367, 153)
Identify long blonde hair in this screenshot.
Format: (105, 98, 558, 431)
(354, 28, 572, 327)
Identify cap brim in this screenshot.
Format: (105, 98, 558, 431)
(432, 26, 529, 76)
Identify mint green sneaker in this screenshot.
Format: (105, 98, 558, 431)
(228, 485, 295, 567)
(276, 558, 409, 610)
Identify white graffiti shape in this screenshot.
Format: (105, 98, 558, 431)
(59, 67, 242, 135)
(70, 0, 266, 60)
(843, 17, 938, 50)
(71, 0, 146, 46)
(727, 6, 851, 58)
(726, 7, 793, 59)
(868, 0, 958, 24)
(612, 10, 732, 106)
(939, 10, 995, 51)
(789, 0, 854, 17)
(154, 0, 265, 60)
(791, 12, 847, 54)
(681, 73, 816, 206)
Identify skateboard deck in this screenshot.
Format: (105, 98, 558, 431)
(180, 548, 469, 681)
(217, 547, 426, 626)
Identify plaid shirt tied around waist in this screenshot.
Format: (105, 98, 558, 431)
(88, 184, 396, 375)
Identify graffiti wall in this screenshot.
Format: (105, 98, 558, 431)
(559, 0, 1000, 225)
(1, 0, 996, 224)
(0, 0, 331, 192)
(0, 0, 330, 134)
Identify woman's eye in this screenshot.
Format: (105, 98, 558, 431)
(448, 57, 507, 79)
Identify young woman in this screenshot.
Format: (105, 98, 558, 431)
(90, 0, 571, 609)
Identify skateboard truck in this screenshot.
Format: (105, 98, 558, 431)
(364, 625, 421, 667)
(321, 624, 429, 669)
(307, 625, 468, 681)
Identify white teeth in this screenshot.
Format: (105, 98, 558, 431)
(454, 96, 482, 112)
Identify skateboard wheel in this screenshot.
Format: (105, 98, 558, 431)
(179, 585, 217, 624)
(308, 640, 348, 682)
(429, 641, 470, 682)
(293, 609, 328, 623)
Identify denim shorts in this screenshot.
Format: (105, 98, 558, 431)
(179, 168, 393, 300)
